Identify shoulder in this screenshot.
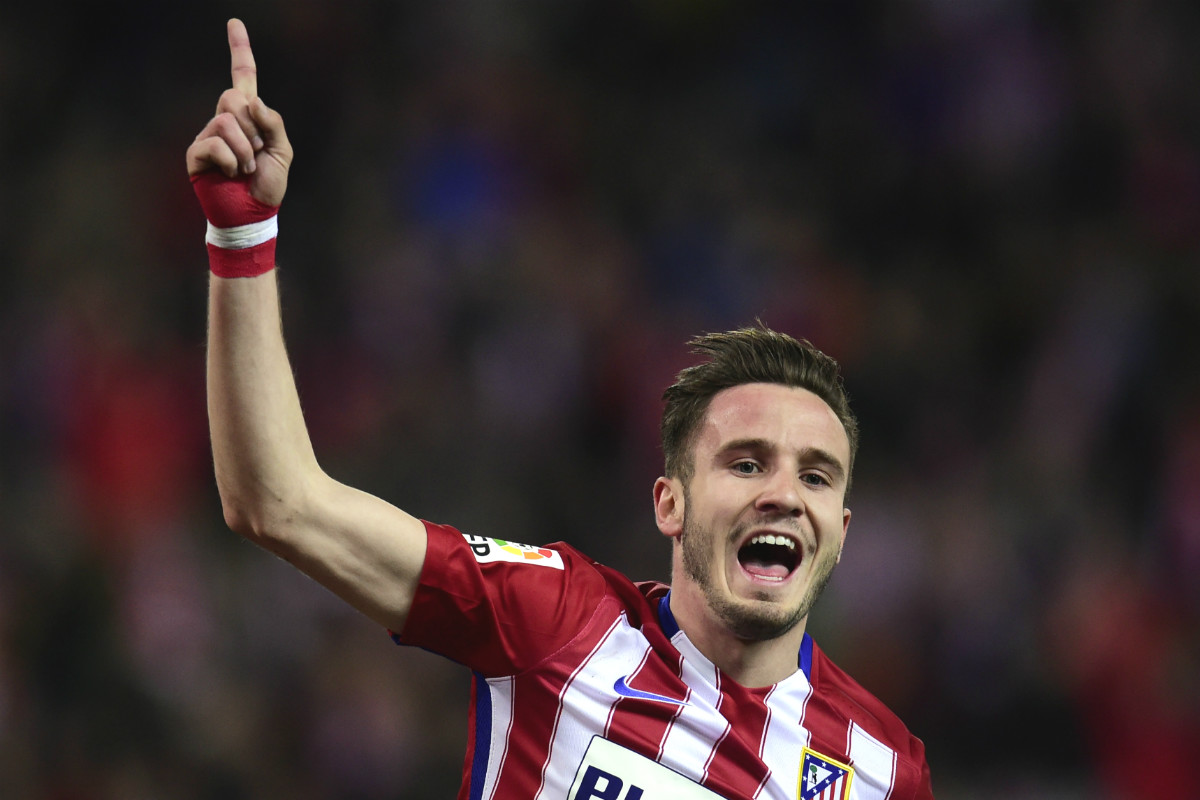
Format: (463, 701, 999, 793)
(807, 637, 927, 762)
(404, 524, 649, 674)
(418, 523, 668, 630)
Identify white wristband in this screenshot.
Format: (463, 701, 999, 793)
(206, 215, 279, 250)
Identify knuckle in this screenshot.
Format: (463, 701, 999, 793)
(213, 115, 238, 138)
(210, 117, 251, 155)
(217, 113, 246, 137)
(215, 91, 248, 117)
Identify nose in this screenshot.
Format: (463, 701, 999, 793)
(755, 470, 804, 518)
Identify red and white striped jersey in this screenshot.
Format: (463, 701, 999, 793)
(395, 522, 934, 800)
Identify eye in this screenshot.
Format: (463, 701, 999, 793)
(800, 472, 830, 487)
(732, 460, 762, 475)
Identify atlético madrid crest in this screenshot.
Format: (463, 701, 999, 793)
(799, 747, 854, 800)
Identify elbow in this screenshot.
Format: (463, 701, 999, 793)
(220, 496, 259, 539)
(218, 487, 295, 549)
(213, 463, 326, 551)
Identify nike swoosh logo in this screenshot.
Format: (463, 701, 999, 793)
(613, 676, 689, 707)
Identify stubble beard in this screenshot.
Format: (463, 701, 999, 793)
(680, 508, 839, 643)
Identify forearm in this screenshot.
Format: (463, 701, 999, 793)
(207, 270, 320, 540)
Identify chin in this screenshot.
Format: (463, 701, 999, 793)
(713, 595, 806, 643)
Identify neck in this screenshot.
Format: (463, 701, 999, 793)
(666, 583, 809, 688)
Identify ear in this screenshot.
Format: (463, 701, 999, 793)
(654, 476, 685, 539)
(836, 507, 851, 563)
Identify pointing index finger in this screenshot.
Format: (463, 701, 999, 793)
(227, 18, 257, 100)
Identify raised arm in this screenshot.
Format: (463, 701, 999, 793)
(188, 19, 427, 631)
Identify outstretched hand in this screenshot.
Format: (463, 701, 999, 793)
(186, 19, 292, 208)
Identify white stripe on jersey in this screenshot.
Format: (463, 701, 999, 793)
(533, 613, 648, 800)
(659, 631, 729, 786)
(848, 722, 899, 800)
(758, 674, 815, 799)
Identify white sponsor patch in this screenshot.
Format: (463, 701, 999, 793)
(462, 534, 565, 570)
(567, 736, 725, 799)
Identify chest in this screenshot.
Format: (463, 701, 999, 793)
(478, 616, 905, 800)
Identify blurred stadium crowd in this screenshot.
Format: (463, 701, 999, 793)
(1, 1, 1198, 798)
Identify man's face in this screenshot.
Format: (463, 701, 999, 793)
(656, 383, 852, 642)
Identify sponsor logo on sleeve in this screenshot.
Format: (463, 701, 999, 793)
(568, 736, 725, 800)
(462, 533, 565, 570)
(799, 747, 854, 800)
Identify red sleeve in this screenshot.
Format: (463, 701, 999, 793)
(898, 732, 934, 799)
(394, 521, 610, 677)
(915, 755, 934, 799)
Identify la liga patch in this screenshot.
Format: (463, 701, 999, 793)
(463, 533, 565, 570)
(799, 747, 854, 800)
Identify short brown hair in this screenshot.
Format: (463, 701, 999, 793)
(660, 325, 859, 487)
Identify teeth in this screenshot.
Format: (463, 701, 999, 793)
(749, 534, 796, 550)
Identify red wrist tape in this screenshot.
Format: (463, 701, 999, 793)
(203, 239, 277, 279)
(191, 172, 280, 279)
(191, 172, 278, 227)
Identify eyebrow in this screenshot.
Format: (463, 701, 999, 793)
(717, 438, 848, 484)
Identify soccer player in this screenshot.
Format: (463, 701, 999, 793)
(189, 19, 934, 800)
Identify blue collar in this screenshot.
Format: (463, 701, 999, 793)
(657, 591, 814, 681)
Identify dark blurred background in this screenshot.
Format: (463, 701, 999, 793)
(2, 1, 1199, 797)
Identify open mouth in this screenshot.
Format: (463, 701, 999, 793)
(737, 533, 801, 582)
